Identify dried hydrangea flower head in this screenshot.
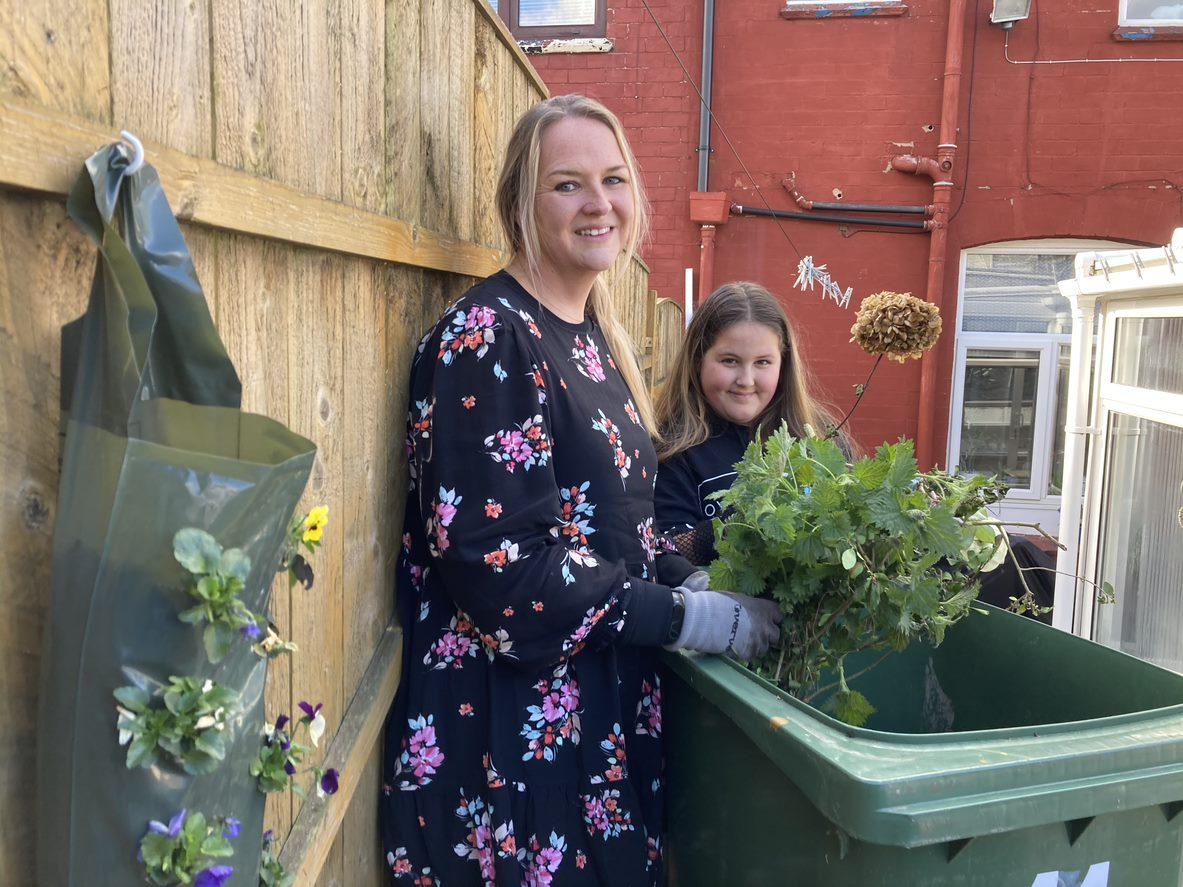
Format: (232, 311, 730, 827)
(849, 291, 942, 363)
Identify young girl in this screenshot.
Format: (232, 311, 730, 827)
(654, 281, 848, 565)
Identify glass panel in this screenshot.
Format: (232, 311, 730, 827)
(1112, 316, 1183, 396)
(1049, 343, 1071, 496)
(958, 348, 1040, 488)
(1124, 0, 1183, 22)
(518, 0, 596, 26)
(1094, 413, 1183, 672)
(962, 253, 1075, 334)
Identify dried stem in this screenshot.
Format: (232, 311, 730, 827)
(827, 354, 884, 441)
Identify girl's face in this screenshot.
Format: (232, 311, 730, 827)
(699, 321, 783, 427)
(534, 117, 634, 278)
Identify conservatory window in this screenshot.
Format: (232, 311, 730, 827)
(1120, 0, 1183, 25)
(493, 0, 607, 38)
(949, 241, 1133, 526)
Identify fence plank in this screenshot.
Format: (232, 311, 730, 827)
(0, 193, 93, 887)
(386, 0, 421, 223)
(449, 0, 476, 242)
(0, 0, 110, 123)
(214, 232, 297, 839)
(340, 0, 386, 214)
(419, 0, 452, 235)
(109, 0, 212, 157)
(472, 13, 500, 250)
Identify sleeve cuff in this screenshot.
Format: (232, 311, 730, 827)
(618, 579, 674, 647)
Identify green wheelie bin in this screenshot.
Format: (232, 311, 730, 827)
(664, 603, 1183, 886)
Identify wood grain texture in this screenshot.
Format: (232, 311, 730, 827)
(213, 232, 297, 839)
(0, 97, 507, 277)
(278, 623, 403, 887)
(0, 194, 93, 887)
(341, 0, 386, 214)
(448, 0, 476, 243)
(109, 0, 213, 157)
(0, 0, 110, 122)
(386, 0, 422, 223)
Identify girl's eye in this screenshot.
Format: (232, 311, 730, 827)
(555, 181, 578, 193)
(720, 358, 738, 366)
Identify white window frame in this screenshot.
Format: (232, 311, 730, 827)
(1119, 0, 1183, 25)
(1075, 295, 1183, 641)
(948, 240, 1131, 523)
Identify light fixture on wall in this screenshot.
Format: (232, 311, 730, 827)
(989, 0, 1032, 28)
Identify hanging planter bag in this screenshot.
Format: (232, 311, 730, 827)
(35, 143, 316, 886)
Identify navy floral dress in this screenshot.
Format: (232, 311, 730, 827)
(381, 271, 678, 886)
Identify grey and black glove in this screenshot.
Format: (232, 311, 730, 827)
(664, 578, 782, 660)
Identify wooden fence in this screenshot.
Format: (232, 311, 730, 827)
(0, 2, 683, 884)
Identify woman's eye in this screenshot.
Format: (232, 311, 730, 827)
(555, 181, 578, 193)
(605, 175, 625, 186)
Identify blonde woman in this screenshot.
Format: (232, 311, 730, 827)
(381, 97, 780, 885)
(654, 281, 850, 565)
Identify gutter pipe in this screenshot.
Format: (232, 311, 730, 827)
(731, 204, 931, 230)
(786, 181, 933, 216)
(693, 0, 718, 301)
(891, 0, 968, 469)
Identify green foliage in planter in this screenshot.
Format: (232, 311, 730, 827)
(114, 677, 239, 775)
(707, 426, 1008, 724)
(173, 528, 264, 663)
(258, 829, 295, 887)
(138, 809, 237, 886)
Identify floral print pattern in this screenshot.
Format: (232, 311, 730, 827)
(439, 304, 499, 365)
(582, 789, 635, 840)
(485, 415, 552, 473)
(395, 714, 445, 788)
(635, 678, 662, 738)
(571, 334, 607, 382)
(521, 664, 582, 762)
(383, 272, 667, 885)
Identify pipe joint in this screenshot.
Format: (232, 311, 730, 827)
(890, 154, 942, 181)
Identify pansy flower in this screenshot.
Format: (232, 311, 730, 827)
(298, 701, 326, 747)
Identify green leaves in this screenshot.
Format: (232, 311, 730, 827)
(711, 423, 1009, 726)
(114, 677, 239, 776)
(173, 527, 260, 664)
(823, 689, 877, 728)
(173, 528, 223, 575)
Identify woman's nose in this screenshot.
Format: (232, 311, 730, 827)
(583, 184, 611, 215)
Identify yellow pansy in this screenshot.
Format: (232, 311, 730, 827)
(303, 506, 329, 543)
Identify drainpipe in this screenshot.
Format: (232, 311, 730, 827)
(697, 0, 715, 192)
(690, 0, 717, 303)
(731, 204, 931, 230)
(890, 0, 968, 469)
(785, 180, 933, 216)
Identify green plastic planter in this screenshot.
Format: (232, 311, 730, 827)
(663, 604, 1183, 886)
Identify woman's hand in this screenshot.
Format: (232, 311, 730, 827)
(665, 578, 782, 660)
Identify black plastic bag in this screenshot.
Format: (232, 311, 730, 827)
(36, 143, 316, 886)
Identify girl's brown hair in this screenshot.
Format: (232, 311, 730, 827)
(655, 281, 845, 460)
(495, 94, 655, 430)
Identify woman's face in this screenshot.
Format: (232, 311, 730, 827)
(699, 322, 783, 427)
(533, 117, 634, 278)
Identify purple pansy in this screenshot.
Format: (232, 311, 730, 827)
(148, 808, 187, 839)
(318, 768, 340, 798)
(240, 621, 263, 640)
(222, 817, 241, 840)
(193, 865, 234, 887)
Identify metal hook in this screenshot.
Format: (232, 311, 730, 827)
(1131, 251, 1145, 279)
(1091, 252, 1111, 283)
(1165, 245, 1178, 277)
(119, 130, 145, 176)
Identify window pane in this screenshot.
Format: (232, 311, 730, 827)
(1048, 344, 1071, 496)
(1112, 316, 1183, 396)
(958, 348, 1041, 488)
(519, 0, 596, 26)
(1124, 0, 1183, 21)
(962, 253, 1075, 334)
(1094, 412, 1183, 672)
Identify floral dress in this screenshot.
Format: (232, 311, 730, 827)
(381, 271, 677, 886)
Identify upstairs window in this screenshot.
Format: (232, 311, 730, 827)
(491, 0, 607, 39)
(1120, 0, 1183, 25)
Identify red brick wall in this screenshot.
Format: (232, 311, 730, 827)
(528, 0, 1183, 458)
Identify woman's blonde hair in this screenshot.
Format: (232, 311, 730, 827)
(495, 94, 656, 431)
(655, 281, 846, 460)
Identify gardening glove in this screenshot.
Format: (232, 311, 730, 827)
(665, 587, 783, 660)
(680, 570, 711, 593)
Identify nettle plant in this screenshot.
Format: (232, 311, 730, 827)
(708, 426, 1012, 725)
(115, 677, 239, 775)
